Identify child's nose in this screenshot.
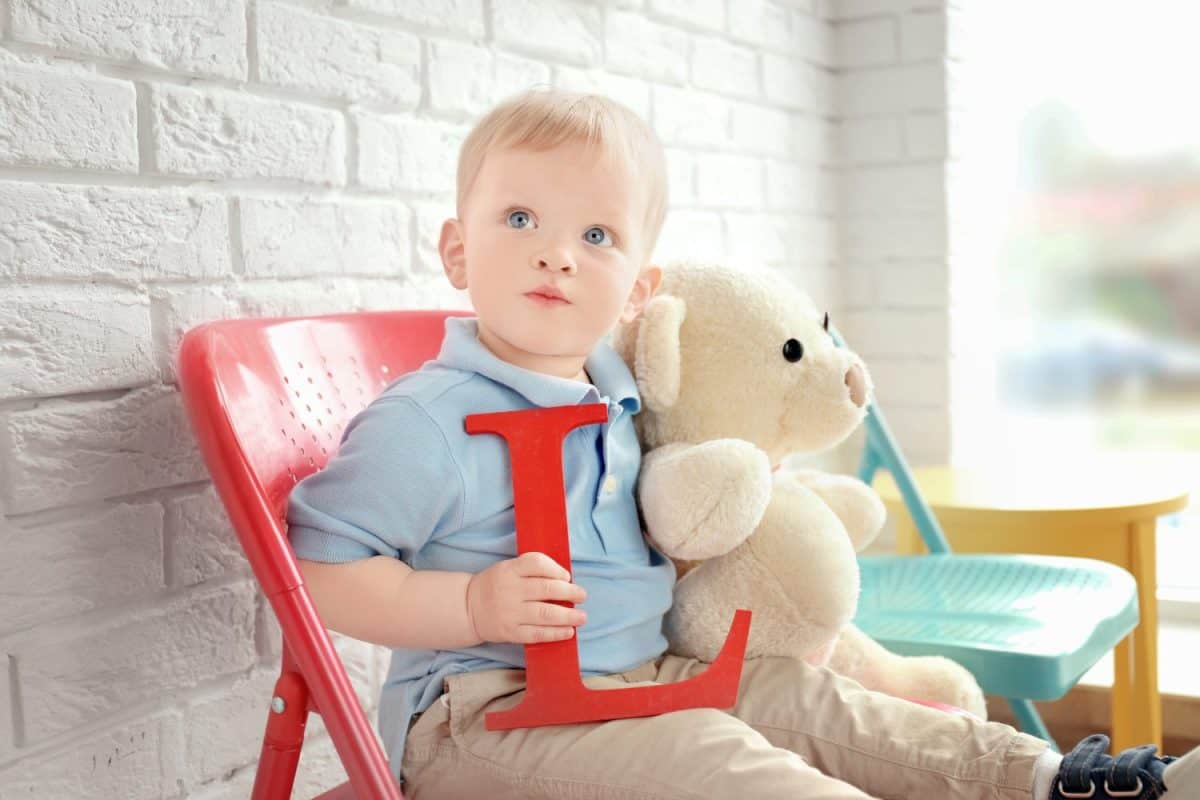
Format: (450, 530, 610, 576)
(533, 249, 577, 274)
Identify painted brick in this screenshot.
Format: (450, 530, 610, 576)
(841, 265, 877, 309)
(835, 17, 898, 68)
(0, 502, 164, 637)
(10, 0, 246, 79)
(183, 669, 276, 788)
(792, 8, 833, 65)
(905, 112, 948, 158)
(351, 277, 466, 313)
(256, 590, 283, 663)
(728, 0, 771, 47)
(837, 62, 944, 116)
(729, 102, 791, 157)
(355, 113, 464, 193)
(428, 39, 550, 117)
(841, 162, 945, 216)
(777, 214, 837, 266)
(723, 211, 787, 265)
(0, 656, 12, 761)
(876, 259, 948, 308)
(552, 66, 651, 122)
(492, 0, 602, 66)
(606, 10, 689, 85)
(292, 735, 351, 799)
(165, 486, 250, 588)
(0, 62, 136, 171)
(821, 0, 938, 21)
(0, 285, 155, 401)
(257, 2, 420, 107)
(664, 148, 695, 206)
(762, 53, 828, 114)
(149, 84, 345, 185)
(15, 582, 258, 745)
(0, 712, 183, 800)
(239, 197, 411, 278)
(868, 357, 949, 407)
(412, 200, 454, 276)
(729, 0, 808, 55)
(0, 182, 230, 282)
(839, 117, 904, 164)
(842, 308, 948, 358)
(3, 385, 208, 515)
(696, 153, 764, 209)
(187, 763, 256, 800)
(652, 209, 723, 262)
(691, 36, 759, 99)
(648, 0, 723, 31)
(900, 9, 945, 62)
(873, 403, 950, 463)
(340, 0, 485, 37)
(840, 213, 946, 261)
(766, 162, 833, 213)
(652, 85, 729, 147)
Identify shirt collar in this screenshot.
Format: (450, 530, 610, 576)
(435, 316, 641, 414)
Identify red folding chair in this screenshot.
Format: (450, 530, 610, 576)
(178, 307, 752, 798)
(177, 309, 472, 799)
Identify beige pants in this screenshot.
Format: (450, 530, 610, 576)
(400, 654, 1048, 799)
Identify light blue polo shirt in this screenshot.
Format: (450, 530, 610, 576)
(286, 316, 676, 781)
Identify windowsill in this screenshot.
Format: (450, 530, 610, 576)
(1076, 615, 1200, 698)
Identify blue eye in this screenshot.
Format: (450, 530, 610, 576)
(584, 226, 613, 247)
(507, 210, 534, 229)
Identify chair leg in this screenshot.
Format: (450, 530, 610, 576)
(1007, 697, 1059, 753)
(252, 670, 311, 800)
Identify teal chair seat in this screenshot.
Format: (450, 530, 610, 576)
(854, 554, 1139, 701)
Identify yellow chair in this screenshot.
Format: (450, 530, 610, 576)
(873, 462, 1189, 752)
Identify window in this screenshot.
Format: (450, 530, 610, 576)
(955, 2, 1200, 613)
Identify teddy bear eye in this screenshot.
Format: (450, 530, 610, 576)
(782, 338, 804, 362)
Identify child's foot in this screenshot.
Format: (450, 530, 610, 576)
(1047, 734, 1185, 799)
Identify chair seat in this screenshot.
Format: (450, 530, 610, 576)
(854, 554, 1139, 701)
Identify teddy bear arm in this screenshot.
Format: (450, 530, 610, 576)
(781, 470, 887, 552)
(639, 440, 773, 560)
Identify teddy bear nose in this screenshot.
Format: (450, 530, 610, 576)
(845, 363, 867, 408)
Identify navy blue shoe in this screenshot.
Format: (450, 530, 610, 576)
(1051, 734, 1177, 799)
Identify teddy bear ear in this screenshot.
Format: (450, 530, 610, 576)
(635, 293, 687, 413)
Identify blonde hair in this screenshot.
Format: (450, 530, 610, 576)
(455, 87, 669, 261)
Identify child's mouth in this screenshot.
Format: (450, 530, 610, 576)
(525, 292, 570, 305)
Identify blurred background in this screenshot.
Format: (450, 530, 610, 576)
(956, 0, 1200, 608)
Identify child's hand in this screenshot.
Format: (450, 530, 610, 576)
(465, 552, 588, 645)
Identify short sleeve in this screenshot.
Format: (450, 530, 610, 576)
(286, 395, 465, 565)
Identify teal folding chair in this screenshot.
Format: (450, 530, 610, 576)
(831, 330, 1140, 751)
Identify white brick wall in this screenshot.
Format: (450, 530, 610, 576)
(827, 0, 959, 468)
(0, 0, 865, 796)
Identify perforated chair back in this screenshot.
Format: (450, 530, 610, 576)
(178, 309, 471, 800)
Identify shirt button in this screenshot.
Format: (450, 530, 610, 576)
(602, 474, 619, 495)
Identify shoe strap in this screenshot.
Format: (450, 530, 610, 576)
(1062, 734, 1112, 792)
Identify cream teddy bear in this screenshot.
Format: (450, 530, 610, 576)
(612, 262, 987, 719)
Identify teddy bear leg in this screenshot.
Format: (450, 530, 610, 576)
(825, 624, 988, 721)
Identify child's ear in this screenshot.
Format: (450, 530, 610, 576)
(619, 264, 663, 324)
(439, 218, 468, 290)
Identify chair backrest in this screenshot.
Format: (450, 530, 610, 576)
(177, 309, 471, 596)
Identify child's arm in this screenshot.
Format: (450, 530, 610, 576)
(298, 551, 588, 650)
